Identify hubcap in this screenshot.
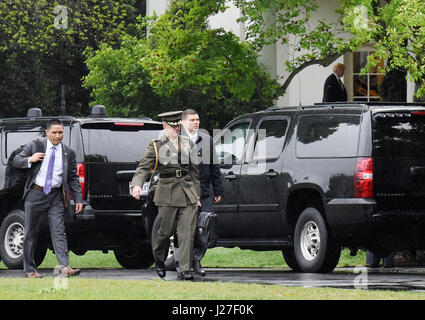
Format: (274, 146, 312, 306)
(300, 221, 320, 261)
(5, 222, 24, 259)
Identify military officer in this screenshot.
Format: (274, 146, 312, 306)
(130, 111, 201, 280)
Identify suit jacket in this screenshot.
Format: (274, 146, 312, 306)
(12, 139, 82, 213)
(322, 73, 347, 102)
(181, 128, 224, 199)
(131, 134, 201, 207)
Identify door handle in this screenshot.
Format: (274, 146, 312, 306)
(411, 166, 425, 176)
(264, 170, 278, 178)
(224, 173, 237, 181)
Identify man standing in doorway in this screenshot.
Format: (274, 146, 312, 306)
(322, 63, 348, 102)
(13, 119, 83, 278)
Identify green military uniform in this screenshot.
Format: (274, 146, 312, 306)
(131, 111, 200, 276)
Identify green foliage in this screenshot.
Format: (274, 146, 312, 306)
(0, 0, 143, 117)
(343, 0, 425, 98)
(84, 0, 277, 130)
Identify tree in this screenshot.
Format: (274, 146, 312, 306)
(342, 0, 425, 98)
(84, 0, 278, 131)
(0, 0, 144, 117)
(85, 0, 362, 129)
(129, 0, 359, 101)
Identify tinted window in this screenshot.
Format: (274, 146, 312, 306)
(252, 119, 288, 161)
(373, 113, 425, 157)
(81, 122, 162, 162)
(296, 115, 361, 158)
(215, 121, 250, 164)
(2, 126, 70, 161)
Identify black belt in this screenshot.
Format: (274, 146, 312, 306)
(32, 184, 62, 192)
(159, 169, 189, 178)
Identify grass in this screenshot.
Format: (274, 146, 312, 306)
(0, 247, 366, 270)
(0, 276, 424, 300)
(0, 247, 422, 300)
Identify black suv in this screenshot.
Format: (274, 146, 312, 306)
(209, 102, 425, 273)
(0, 106, 163, 269)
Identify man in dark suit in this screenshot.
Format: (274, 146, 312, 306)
(322, 63, 348, 102)
(13, 119, 83, 278)
(179, 109, 224, 276)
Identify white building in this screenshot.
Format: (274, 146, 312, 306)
(146, 0, 414, 106)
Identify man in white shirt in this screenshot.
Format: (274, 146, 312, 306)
(13, 119, 83, 278)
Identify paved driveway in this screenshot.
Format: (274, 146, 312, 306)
(2, 267, 425, 291)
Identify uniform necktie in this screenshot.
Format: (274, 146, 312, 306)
(43, 146, 56, 194)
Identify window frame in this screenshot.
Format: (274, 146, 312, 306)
(246, 115, 290, 163)
(214, 118, 253, 166)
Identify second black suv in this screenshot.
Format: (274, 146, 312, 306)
(0, 106, 163, 269)
(205, 102, 425, 273)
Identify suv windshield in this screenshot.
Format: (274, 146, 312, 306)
(373, 112, 425, 158)
(81, 122, 162, 162)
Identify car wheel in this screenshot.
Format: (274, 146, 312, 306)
(294, 207, 341, 273)
(282, 248, 301, 272)
(0, 210, 47, 269)
(114, 243, 155, 269)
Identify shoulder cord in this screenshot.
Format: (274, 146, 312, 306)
(152, 141, 159, 172)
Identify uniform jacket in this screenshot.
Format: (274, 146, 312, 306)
(12, 139, 83, 213)
(131, 134, 201, 207)
(322, 73, 347, 102)
(181, 128, 224, 199)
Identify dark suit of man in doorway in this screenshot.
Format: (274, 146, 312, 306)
(13, 119, 83, 278)
(322, 63, 348, 102)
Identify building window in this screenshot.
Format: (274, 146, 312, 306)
(352, 51, 384, 101)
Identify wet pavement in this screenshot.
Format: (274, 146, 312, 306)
(2, 266, 425, 291)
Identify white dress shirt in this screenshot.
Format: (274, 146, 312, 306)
(188, 130, 198, 144)
(32, 140, 63, 188)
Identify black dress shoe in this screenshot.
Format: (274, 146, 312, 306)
(177, 270, 193, 280)
(155, 260, 166, 278)
(192, 260, 206, 276)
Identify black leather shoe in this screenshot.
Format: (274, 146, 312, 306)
(192, 260, 206, 276)
(155, 260, 166, 279)
(177, 270, 193, 280)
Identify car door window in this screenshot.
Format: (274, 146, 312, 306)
(215, 122, 250, 165)
(252, 119, 289, 162)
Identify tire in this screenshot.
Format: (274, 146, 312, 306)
(114, 244, 155, 269)
(0, 210, 47, 269)
(282, 248, 301, 272)
(294, 207, 341, 273)
(151, 215, 177, 271)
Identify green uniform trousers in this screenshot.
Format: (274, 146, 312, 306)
(153, 204, 197, 272)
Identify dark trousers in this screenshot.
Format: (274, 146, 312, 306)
(153, 204, 197, 272)
(175, 194, 214, 264)
(366, 250, 394, 268)
(23, 188, 69, 273)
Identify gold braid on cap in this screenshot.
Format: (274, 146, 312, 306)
(167, 120, 181, 126)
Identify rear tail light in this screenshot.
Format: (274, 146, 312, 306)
(412, 111, 425, 116)
(354, 157, 373, 198)
(77, 163, 86, 200)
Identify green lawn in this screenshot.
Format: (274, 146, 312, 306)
(0, 247, 367, 269)
(0, 277, 423, 300)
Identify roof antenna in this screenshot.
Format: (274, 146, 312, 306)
(299, 74, 302, 106)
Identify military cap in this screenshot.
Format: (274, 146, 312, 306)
(158, 110, 183, 126)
